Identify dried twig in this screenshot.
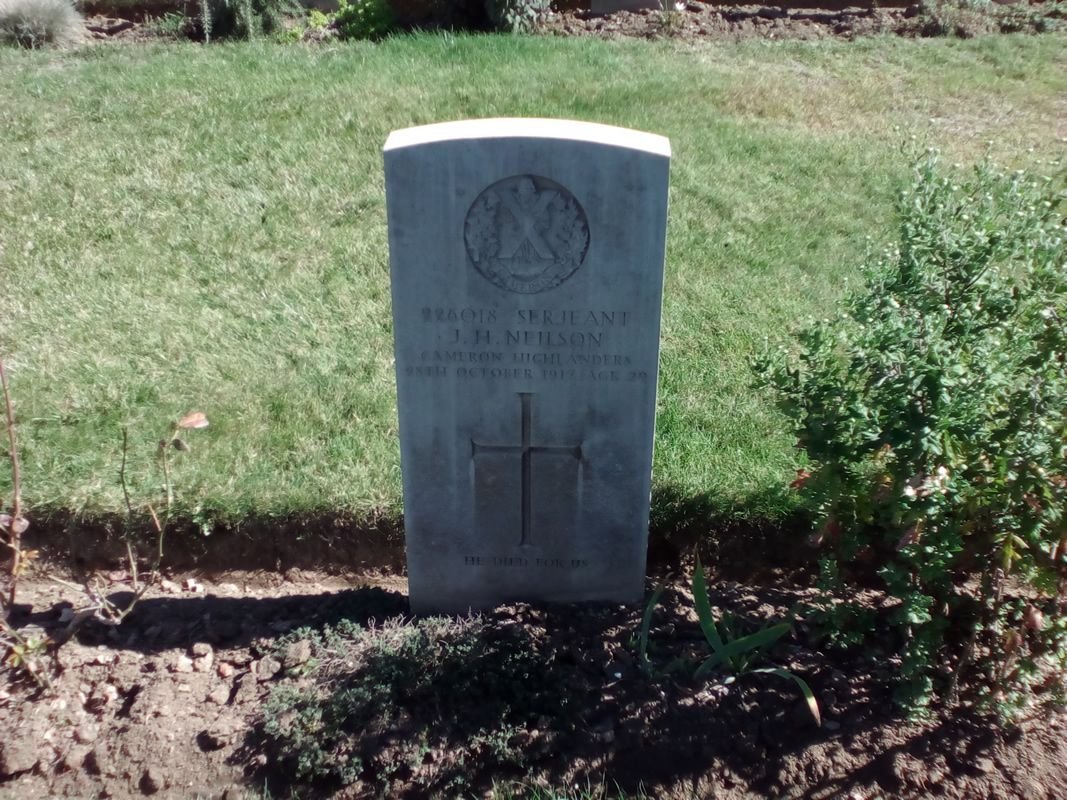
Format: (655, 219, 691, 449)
(0, 357, 23, 611)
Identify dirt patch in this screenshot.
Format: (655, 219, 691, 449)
(2, 562, 1065, 799)
(541, 3, 911, 42)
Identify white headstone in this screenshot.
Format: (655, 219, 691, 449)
(385, 118, 670, 613)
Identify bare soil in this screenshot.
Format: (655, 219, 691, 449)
(2, 553, 1065, 799)
(540, 3, 913, 42)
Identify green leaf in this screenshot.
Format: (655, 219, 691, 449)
(697, 623, 792, 675)
(637, 582, 664, 674)
(692, 554, 727, 658)
(753, 667, 822, 727)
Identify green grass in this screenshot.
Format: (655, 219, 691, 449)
(0, 33, 1064, 527)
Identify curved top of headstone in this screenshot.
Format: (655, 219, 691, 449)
(384, 118, 671, 158)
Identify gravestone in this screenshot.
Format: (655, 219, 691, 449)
(384, 118, 670, 613)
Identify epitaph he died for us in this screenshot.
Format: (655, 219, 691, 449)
(384, 119, 670, 613)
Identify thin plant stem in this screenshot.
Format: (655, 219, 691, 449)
(0, 357, 22, 610)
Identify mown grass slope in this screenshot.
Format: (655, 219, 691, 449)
(1, 33, 1064, 525)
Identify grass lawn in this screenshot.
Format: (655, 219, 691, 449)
(0, 33, 1064, 529)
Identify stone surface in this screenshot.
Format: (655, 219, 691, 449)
(385, 118, 670, 612)
(0, 738, 40, 777)
(282, 639, 312, 670)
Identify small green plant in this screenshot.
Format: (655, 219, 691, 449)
(335, 0, 393, 39)
(639, 556, 821, 725)
(144, 11, 192, 39)
(635, 581, 664, 674)
(199, 0, 301, 40)
(0, 0, 83, 48)
(307, 8, 331, 29)
(915, 0, 996, 37)
(483, 0, 548, 33)
(757, 150, 1067, 718)
(656, 0, 685, 36)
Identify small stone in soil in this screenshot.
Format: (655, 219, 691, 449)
(208, 686, 230, 705)
(140, 766, 164, 794)
(73, 723, 98, 744)
(172, 655, 194, 673)
(255, 657, 282, 681)
(282, 639, 312, 669)
(193, 653, 214, 672)
(191, 643, 213, 657)
(217, 662, 235, 678)
(84, 746, 108, 775)
(60, 746, 90, 772)
(0, 738, 41, 777)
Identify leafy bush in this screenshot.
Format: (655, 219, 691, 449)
(335, 0, 394, 39)
(143, 10, 193, 39)
(484, 0, 548, 33)
(757, 152, 1067, 718)
(0, 0, 83, 48)
(199, 0, 302, 40)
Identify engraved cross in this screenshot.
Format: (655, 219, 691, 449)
(496, 180, 557, 260)
(471, 392, 582, 548)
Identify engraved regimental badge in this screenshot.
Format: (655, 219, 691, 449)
(464, 175, 590, 294)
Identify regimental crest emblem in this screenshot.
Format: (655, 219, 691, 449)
(464, 174, 590, 294)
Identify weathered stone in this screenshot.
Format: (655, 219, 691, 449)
(73, 723, 98, 744)
(0, 738, 40, 777)
(197, 720, 240, 751)
(282, 639, 312, 670)
(59, 746, 90, 772)
(385, 118, 670, 613)
(254, 657, 282, 682)
(84, 746, 108, 775)
(140, 766, 164, 794)
(171, 655, 194, 674)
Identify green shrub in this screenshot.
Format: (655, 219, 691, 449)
(757, 151, 1067, 718)
(0, 0, 83, 48)
(915, 0, 996, 37)
(484, 0, 548, 33)
(335, 0, 394, 39)
(143, 10, 193, 39)
(199, 0, 301, 40)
